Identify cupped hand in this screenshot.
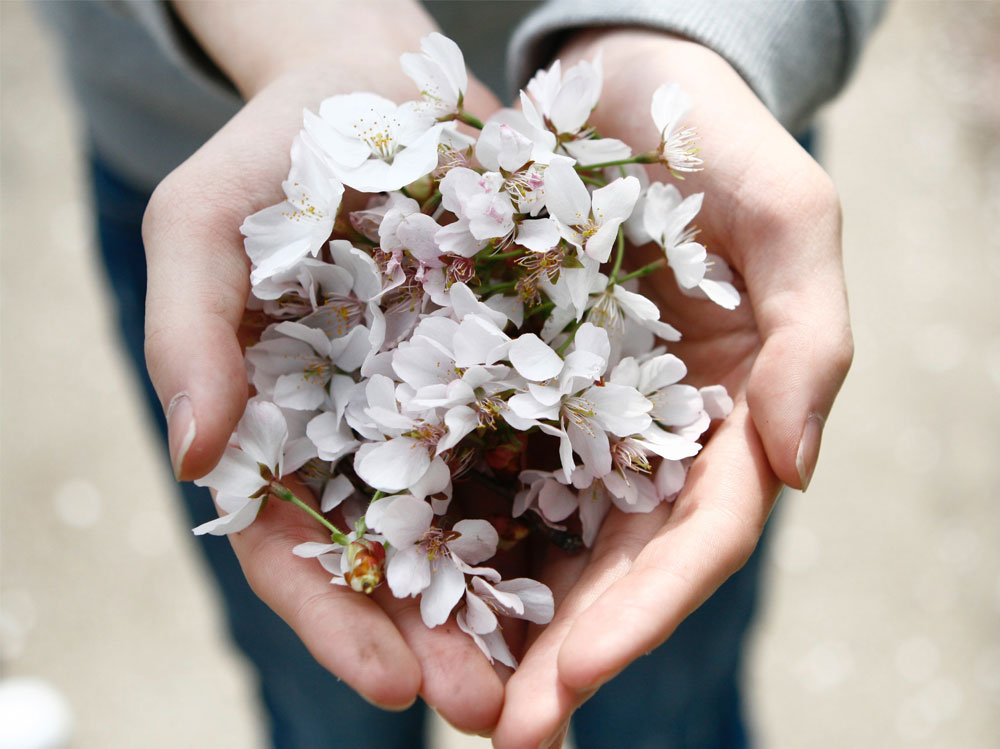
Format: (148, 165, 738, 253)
(493, 30, 853, 747)
(141, 4, 509, 730)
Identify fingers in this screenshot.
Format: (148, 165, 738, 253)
(143, 177, 251, 480)
(376, 593, 504, 733)
(492, 544, 594, 748)
(739, 166, 854, 490)
(227, 491, 423, 709)
(556, 401, 780, 691)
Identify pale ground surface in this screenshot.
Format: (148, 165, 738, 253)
(2, 2, 998, 748)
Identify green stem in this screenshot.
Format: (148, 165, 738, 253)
(526, 301, 555, 318)
(578, 173, 607, 187)
(555, 319, 583, 356)
(456, 109, 485, 129)
(573, 151, 658, 172)
(614, 258, 667, 285)
(272, 483, 349, 545)
(490, 248, 526, 261)
(476, 280, 517, 295)
(609, 226, 626, 283)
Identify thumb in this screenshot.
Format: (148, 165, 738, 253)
(743, 170, 854, 491)
(142, 174, 251, 480)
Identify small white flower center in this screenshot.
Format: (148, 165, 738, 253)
(419, 527, 460, 561)
(353, 110, 401, 162)
(563, 396, 597, 435)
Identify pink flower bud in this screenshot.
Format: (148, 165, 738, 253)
(344, 539, 386, 595)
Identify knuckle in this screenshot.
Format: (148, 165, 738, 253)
(829, 327, 855, 382)
(709, 503, 762, 575)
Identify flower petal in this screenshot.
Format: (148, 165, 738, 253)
(237, 400, 289, 471)
(449, 519, 499, 565)
(192, 496, 262, 536)
(509, 333, 563, 381)
(370, 494, 432, 548)
(420, 560, 466, 627)
(387, 544, 432, 598)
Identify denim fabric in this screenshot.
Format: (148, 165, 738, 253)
(90, 154, 777, 749)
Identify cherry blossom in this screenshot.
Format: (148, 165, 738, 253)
(544, 158, 640, 263)
(366, 494, 499, 627)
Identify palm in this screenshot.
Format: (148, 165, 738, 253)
(493, 32, 851, 747)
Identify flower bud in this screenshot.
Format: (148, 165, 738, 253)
(403, 173, 434, 202)
(344, 538, 386, 595)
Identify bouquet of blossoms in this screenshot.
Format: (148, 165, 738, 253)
(192, 33, 740, 668)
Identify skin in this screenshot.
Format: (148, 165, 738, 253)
(492, 30, 853, 748)
(146, 0, 507, 733)
(143, 6, 852, 746)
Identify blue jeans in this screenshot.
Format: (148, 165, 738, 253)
(92, 156, 770, 748)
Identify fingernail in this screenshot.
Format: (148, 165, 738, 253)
(167, 392, 196, 479)
(360, 692, 417, 712)
(795, 412, 825, 492)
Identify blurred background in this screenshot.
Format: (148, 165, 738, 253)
(1, 1, 998, 747)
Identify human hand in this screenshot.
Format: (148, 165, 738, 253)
(142, 1, 507, 731)
(493, 29, 853, 747)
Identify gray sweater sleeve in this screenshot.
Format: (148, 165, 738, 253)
(508, 0, 888, 134)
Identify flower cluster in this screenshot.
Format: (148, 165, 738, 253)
(193, 33, 738, 667)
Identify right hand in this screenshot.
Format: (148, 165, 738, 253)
(142, 1, 507, 731)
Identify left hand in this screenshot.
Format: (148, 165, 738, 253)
(492, 29, 853, 748)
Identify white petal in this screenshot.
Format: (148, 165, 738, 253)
(493, 579, 554, 624)
(408, 456, 452, 502)
(449, 519, 499, 565)
(700, 385, 734, 419)
(320, 474, 356, 513)
(463, 590, 499, 634)
(420, 560, 466, 627)
(651, 82, 692, 138)
(655, 459, 687, 499)
(583, 219, 622, 263)
(591, 176, 640, 223)
(577, 484, 610, 547)
(387, 545, 432, 597)
(375, 494, 433, 548)
(543, 159, 591, 226)
(638, 354, 687, 393)
(567, 421, 611, 477)
(588, 384, 652, 436)
(640, 424, 702, 461)
(274, 372, 327, 411)
(699, 278, 741, 310)
(293, 541, 341, 558)
(509, 333, 563, 381)
(192, 496, 262, 536)
(194, 447, 267, 497)
(538, 479, 578, 522)
(306, 412, 359, 463)
(571, 322, 611, 362)
(453, 315, 510, 367)
(515, 217, 560, 253)
(480, 629, 517, 669)
(562, 137, 631, 166)
(238, 400, 289, 470)
(438, 405, 478, 453)
(548, 69, 597, 134)
(354, 438, 431, 493)
(652, 384, 703, 426)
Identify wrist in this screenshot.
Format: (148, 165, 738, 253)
(173, 0, 439, 99)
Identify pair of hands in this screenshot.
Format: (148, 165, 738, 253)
(143, 4, 852, 745)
